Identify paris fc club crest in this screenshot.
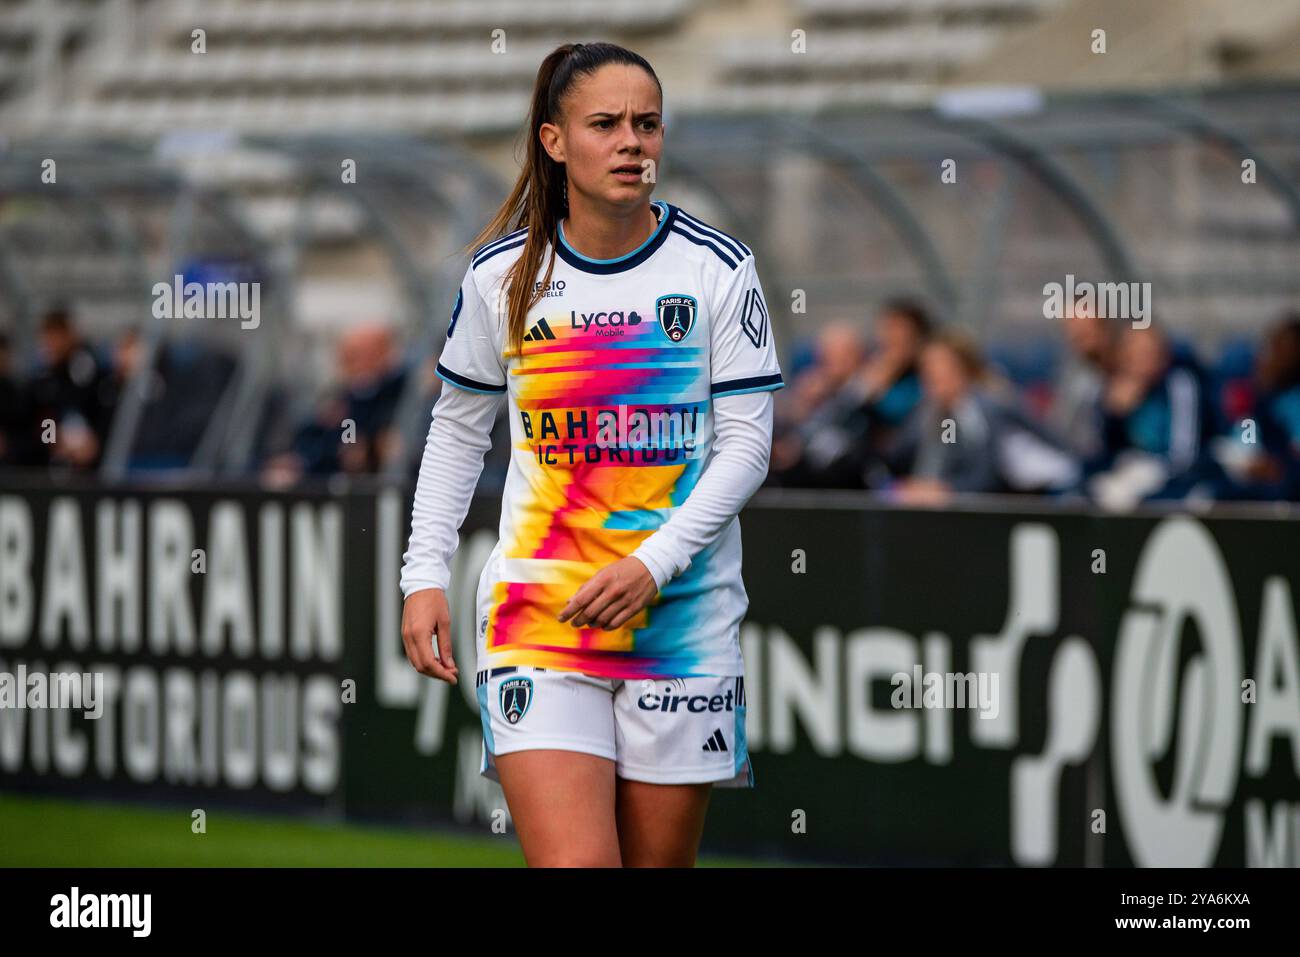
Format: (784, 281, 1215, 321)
(656, 294, 697, 342)
(499, 676, 534, 725)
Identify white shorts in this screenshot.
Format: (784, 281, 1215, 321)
(475, 666, 754, 788)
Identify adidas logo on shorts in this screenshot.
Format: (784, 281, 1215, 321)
(701, 728, 728, 753)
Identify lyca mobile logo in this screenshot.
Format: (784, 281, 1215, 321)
(568, 309, 643, 335)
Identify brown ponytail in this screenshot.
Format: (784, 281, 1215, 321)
(464, 41, 662, 360)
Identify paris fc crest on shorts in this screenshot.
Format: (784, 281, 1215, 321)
(656, 294, 697, 342)
(499, 676, 534, 725)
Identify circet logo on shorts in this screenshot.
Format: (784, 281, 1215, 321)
(499, 676, 534, 725)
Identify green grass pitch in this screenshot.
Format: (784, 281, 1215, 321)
(0, 794, 774, 867)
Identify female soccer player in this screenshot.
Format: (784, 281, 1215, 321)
(399, 41, 783, 867)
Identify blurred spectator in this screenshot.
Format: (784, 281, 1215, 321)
(0, 332, 40, 467)
(336, 323, 407, 470)
(770, 300, 930, 489)
(27, 306, 118, 470)
(1049, 292, 1117, 460)
(880, 329, 1078, 504)
(1217, 314, 1300, 501)
(852, 298, 930, 453)
(261, 322, 407, 485)
(770, 321, 869, 488)
(108, 328, 239, 471)
(1082, 324, 1223, 509)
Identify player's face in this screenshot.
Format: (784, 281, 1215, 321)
(551, 64, 663, 211)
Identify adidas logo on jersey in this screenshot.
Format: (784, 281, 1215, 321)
(702, 729, 728, 753)
(522, 318, 557, 342)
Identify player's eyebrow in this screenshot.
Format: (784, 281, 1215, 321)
(586, 110, 661, 121)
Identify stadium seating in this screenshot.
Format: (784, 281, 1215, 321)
(2, 0, 1299, 473)
(4, 0, 1298, 133)
(1, 0, 697, 135)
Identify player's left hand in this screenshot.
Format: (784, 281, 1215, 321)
(558, 557, 660, 630)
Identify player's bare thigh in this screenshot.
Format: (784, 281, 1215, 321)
(615, 777, 713, 867)
(494, 749, 621, 867)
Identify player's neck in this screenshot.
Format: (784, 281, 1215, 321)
(559, 198, 658, 261)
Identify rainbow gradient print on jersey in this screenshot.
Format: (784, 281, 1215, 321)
(435, 201, 783, 679)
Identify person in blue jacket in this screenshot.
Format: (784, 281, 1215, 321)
(1084, 324, 1224, 503)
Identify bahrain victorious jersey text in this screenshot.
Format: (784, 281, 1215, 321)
(435, 200, 784, 679)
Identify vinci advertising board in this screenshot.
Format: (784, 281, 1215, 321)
(0, 482, 1297, 866)
(712, 498, 1300, 867)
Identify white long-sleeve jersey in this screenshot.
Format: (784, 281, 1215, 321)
(400, 199, 784, 679)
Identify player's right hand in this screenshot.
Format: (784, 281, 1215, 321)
(401, 588, 458, 684)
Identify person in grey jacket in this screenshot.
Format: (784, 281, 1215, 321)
(1049, 292, 1117, 461)
(880, 329, 1079, 504)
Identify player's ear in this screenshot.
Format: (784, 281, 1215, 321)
(538, 122, 565, 163)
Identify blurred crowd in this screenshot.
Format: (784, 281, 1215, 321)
(259, 323, 411, 486)
(0, 306, 418, 480)
(4, 298, 1300, 510)
(769, 296, 1300, 508)
(0, 308, 125, 471)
